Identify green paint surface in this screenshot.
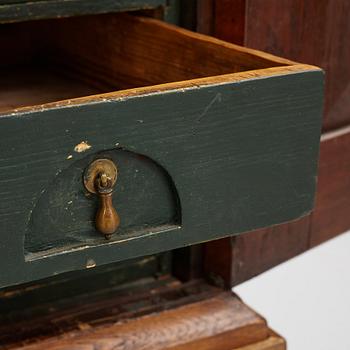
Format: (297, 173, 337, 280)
(0, 69, 323, 288)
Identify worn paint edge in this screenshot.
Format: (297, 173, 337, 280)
(1, 64, 323, 118)
(0, 0, 166, 23)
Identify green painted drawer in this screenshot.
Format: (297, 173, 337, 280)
(0, 0, 167, 23)
(0, 13, 323, 288)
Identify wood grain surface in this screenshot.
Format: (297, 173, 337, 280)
(0, 13, 294, 114)
(46, 13, 293, 91)
(237, 332, 285, 350)
(211, 0, 350, 131)
(0, 278, 219, 347)
(5, 290, 276, 350)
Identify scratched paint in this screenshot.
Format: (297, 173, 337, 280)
(74, 141, 92, 153)
(86, 259, 96, 268)
(196, 93, 222, 122)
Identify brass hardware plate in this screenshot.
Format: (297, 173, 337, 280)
(83, 159, 117, 194)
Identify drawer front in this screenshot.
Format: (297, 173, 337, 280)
(0, 14, 324, 288)
(0, 69, 323, 287)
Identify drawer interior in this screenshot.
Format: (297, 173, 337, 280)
(0, 12, 292, 114)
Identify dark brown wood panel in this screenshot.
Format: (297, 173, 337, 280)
(196, 0, 214, 36)
(204, 126, 350, 286)
(204, 217, 310, 287)
(203, 237, 234, 288)
(232, 216, 311, 286)
(211, 0, 350, 131)
(310, 127, 350, 246)
(245, 0, 350, 131)
(214, 0, 246, 45)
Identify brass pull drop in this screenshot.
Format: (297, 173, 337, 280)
(84, 159, 120, 239)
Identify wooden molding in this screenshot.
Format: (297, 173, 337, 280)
(2, 279, 285, 350)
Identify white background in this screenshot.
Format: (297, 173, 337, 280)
(234, 231, 350, 350)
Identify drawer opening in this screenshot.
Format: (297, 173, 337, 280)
(0, 12, 293, 115)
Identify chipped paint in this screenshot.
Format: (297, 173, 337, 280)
(86, 259, 96, 269)
(74, 141, 91, 153)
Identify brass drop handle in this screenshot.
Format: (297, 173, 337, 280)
(84, 159, 120, 239)
(94, 172, 120, 239)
